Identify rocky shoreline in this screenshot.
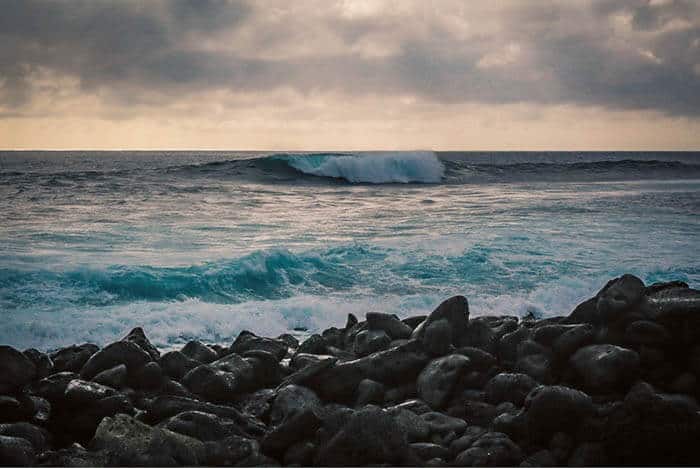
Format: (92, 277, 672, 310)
(2, 274, 700, 466)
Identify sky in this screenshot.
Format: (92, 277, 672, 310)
(1, 0, 699, 150)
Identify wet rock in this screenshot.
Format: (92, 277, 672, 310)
(276, 333, 299, 349)
(123, 327, 160, 360)
(353, 329, 391, 356)
(417, 354, 471, 409)
(93, 364, 127, 389)
(80, 341, 152, 380)
(262, 408, 322, 456)
(523, 385, 594, 439)
(484, 373, 538, 406)
(181, 340, 218, 364)
(411, 296, 469, 346)
(0, 346, 36, 394)
(570, 344, 640, 393)
(230, 331, 288, 361)
(181, 365, 239, 403)
(366, 312, 413, 339)
(159, 351, 199, 381)
(643, 285, 700, 322)
(0, 423, 49, 453)
(64, 379, 115, 404)
(459, 319, 498, 353)
(453, 432, 523, 467)
(280, 355, 337, 388)
(297, 334, 328, 355)
(0, 435, 35, 466)
(91, 413, 205, 466)
(270, 384, 321, 425)
(449, 426, 486, 457)
(315, 406, 415, 466)
(498, 327, 531, 363)
(564, 297, 599, 325)
(596, 274, 645, 324)
(22, 349, 53, 380)
(451, 400, 498, 427)
(387, 398, 432, 414)
(0, 395, 35, 423)
(355, 379, 384, 406)
(515, 353, 552, 383)
(32, 372, 78, 402)
(204, 435, 260, 466)
(159, 411, 235, 441)
(50, 344, 99, 374)
(383, 382, 417, 403)
(422, 319, 453, 355)
(552, 324, 595, 361)
(411, 442, 449, 461)
(37, 443, 107, 467)
(421, 411, 467, 436)
(388, 408, 430, 442)
(624, 320, 670, 345)
(454, 347, 497, 371)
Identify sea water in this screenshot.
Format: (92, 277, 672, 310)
(1, 151, 698, 350)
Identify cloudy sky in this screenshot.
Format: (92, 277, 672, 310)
(1, 0, 699, 150)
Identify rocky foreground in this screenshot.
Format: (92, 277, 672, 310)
(2, 275, 700, 466)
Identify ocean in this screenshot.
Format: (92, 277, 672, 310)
(1, 150, 698, 351)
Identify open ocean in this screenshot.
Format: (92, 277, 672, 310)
(1, 150, 698, 350)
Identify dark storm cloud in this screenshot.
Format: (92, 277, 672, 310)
(1, 0, 699, 116)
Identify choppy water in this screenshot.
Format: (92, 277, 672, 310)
(1, 150, 698, 350)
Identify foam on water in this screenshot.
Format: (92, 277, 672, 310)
(277, 151, 445, 183)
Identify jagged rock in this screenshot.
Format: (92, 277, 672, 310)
(123, 327, 160, 360)
(297, 334, 328, 355)
(596, 274, 646, 324)
(50, 344, 99, 374)
(353, 329, 391, 356)
(91, 413, 205, 465)
(80, 341, 152, 380)
(484, 373, 538, 406)
(0, 435, 35, 466)
(0, 346, 36, 394)
(355, 379, 384, 406)
(93, 364, 127, 388)
(411, 296, 469, 346)
(366, 312, 413, 339)
(181, 365, 239, 403)
(453, 432, 524, 467)
(417, 354, 471, 409)
(523, 385, 594, 439)
(570, 344, 640, 393)
(230, 331, 287, 361)
(181, 340, 218, 364)
(270, 384, 321, 425)
(315, 406, 415, 466)
(159, 351, 199, 381)
(624, 320, 671, 345)
(422, 319, 453, 355)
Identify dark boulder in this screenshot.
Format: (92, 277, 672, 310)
(411, 296, 469, 346)
(353, 329, 391, 356)
(421, 411, 467, 436)
(410, 442, 449, 461)
(122, 327, 160, 360)
(297, 334, 328, 355)
(0, 423, 49, 454)
(315, 406, 415, 466)
(203, 434, 261, 466)
(230, 331, 288, 361)
(366, 312, 413, 339)
(92, 364, 127, 389)
(50, 344, 99, 373)
(31, 372, 78, 402)
(624, 320, 671, 345)
(515, 353, 553, 384)
(159, 351, 199, 381)
(498, 326, 531, 364)
(0, 346, 36, 394)
(181, 340, 218, 364)
(129, 361, 164, 390)
(596, 274, 645, 324)
(643, 284, 700, 322)
(453, 432, 524, 467)
(523, 385, 594, 440)
(0, 395, 35, 424)
(484, 373, 538, 406)
(270, 384, 321, 426)
(64, 379, 116, 405)
(0, 435, 35, 466)
(22, 349, 53, 380)
(417, 354, 471, 409)
(159, 411, 236, 441)
(181, 365, 239, 403)
(552, 324, 595, 361)
(355, 379, 385, 407)
(568, 442, 608, 466)
(570, 344, 640, 393)
(422, 319, 454, 356)
(80, 341, 152, 380)
(261, 408, 322, 457)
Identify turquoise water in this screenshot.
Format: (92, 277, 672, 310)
(1, 151, 698, 350)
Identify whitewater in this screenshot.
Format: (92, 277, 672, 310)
(1, 150, 699, 350)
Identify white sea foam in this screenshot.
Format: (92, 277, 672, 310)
(283, 151, 445, 183)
